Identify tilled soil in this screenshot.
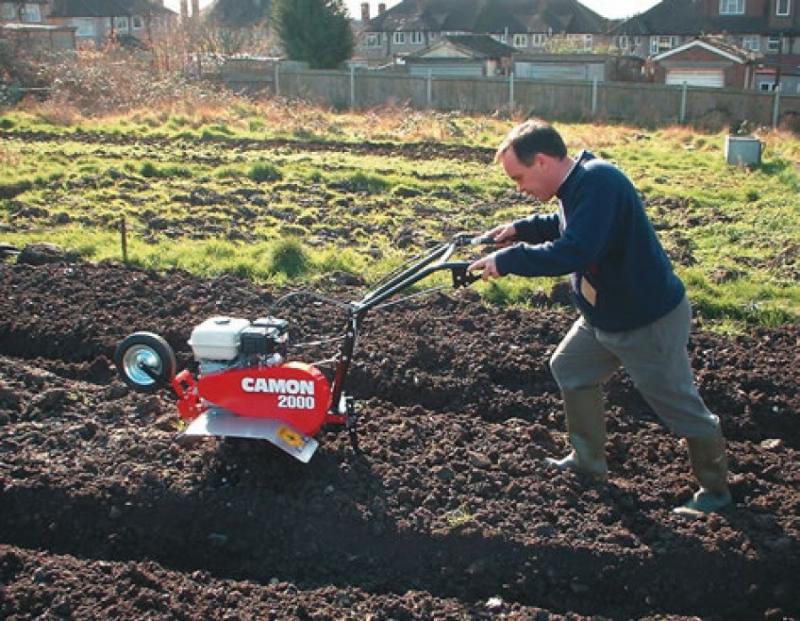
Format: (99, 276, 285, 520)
(0, 258, 798, 620)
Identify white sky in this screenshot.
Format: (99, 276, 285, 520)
(170, 1, 663, 21)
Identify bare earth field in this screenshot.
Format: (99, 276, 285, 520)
(0, 255, 798, 620)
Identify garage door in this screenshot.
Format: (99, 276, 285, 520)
(666, 70, 724, 88)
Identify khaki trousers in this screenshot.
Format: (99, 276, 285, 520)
(549, 296, 721, 439)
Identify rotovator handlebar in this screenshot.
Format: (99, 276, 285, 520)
(114, 234, 494, 462)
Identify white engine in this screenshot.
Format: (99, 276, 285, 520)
(188, 316, 288, 375)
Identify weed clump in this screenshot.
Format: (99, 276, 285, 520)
(269, 238, 310, 278)
(248, 162, 283, 183)
(140, 162, 159, 178)
(346, 171, 390, 194)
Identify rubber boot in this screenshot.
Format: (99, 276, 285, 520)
(673, 432, 732, 516)
(545, 387, 608, 481)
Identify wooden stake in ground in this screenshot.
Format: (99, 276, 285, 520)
(120, 216, 128, 264)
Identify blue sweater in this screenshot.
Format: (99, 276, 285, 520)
(494, 151, 685, 332)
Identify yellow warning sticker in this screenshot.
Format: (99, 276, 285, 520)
(277, 426, 305, 448)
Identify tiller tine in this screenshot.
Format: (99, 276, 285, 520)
(177, 410, 319, 463)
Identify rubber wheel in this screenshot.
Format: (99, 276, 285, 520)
(114, 332, 177, 393)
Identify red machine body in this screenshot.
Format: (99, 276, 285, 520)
(172, 363, 338, 437)
(198, 363, 333, 435)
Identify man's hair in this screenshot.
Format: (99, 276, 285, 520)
(495, 119, 568, 165)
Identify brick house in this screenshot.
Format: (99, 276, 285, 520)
(613, 0, 800, 89)
(356, 0, 609, 64)
(46, 0, 178, 48)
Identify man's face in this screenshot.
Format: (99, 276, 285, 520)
(500, 148, 554, 202)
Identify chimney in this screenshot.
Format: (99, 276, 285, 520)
(378, 3, 386, 15)
(191, 0, 200, 19)
(180, 0, 188, 20)
(361, 2, 370, 22)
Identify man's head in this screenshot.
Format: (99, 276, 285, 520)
(495, 120, 571, 201)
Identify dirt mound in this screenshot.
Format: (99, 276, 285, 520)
(0, 260, 798, 620)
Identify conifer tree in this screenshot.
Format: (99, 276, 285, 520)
(272, 0, 354, 69)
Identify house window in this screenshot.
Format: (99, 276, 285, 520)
(513, 33, 528, 47)
(132, 16, 143, 30)
(617, 35, 630, 50)
(114, 16, 130, 32)
(410, 31, 423, 44)
(72, 17, 96, 36)
(531, 33, 546, 47)
(767, 35, 781, 52)
(366, 32, 381, 47)
(758, 81, 775, 91)
(651, 35, 679, 54)
(583, 35, 593, 51)
(777, 0, 791, 16)
(491, 33, 508, 43)
(20, 3, 42, 22)
(719, 0, 745, 14)
(393, 31, 406, 45)
(742, 35, 760, 50)
(0, 3, 16, 20)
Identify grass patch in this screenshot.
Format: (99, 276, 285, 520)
(2, 107, 798, 329)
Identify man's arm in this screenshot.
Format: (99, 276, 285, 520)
(513, 213, 561, 245)
(495, 174, 621, 277)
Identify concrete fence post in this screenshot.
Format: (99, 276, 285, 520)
(274, 61, 280, 97)
(772, 84, 782, 129)
(427, 69, 433, 108)
(509, 71, 515, 110)
(350, 65, 356, 109)
(680, 82, 688, 124)
(591, 77, 598, 116)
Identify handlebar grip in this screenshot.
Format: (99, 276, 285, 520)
(470, 235, 496, 246)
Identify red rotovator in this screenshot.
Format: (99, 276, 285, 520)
(115, 234, 491, 463)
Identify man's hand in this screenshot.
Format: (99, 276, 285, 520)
(486, 223, 516, 247)
(468, 253, 501, 281)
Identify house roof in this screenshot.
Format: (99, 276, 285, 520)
(653, 37, 752, 63)
(49, 0, 176, 18)
(614, 0, 800, 36)
(408, 34, 517, 59)
(366, 0, 608, 35)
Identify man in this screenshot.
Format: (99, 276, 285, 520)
(468, 120, 731, 516)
